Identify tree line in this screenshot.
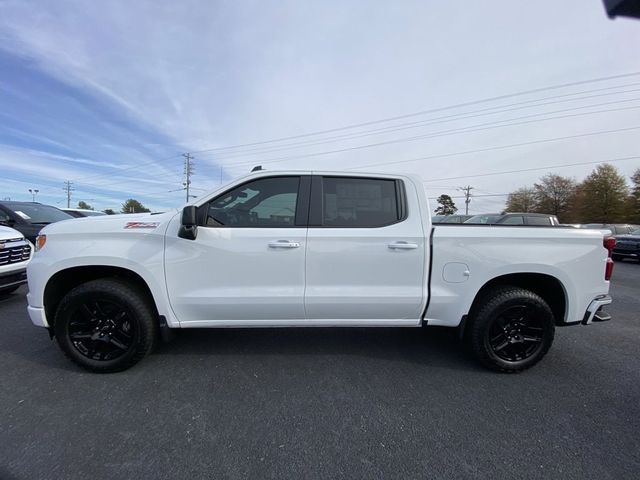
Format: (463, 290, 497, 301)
(505, 164, 639, 224)
(433, 164, 640, 224)
(76, 199, 151, 215)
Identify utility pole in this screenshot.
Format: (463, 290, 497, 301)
(182, 153, 195, 202)
(63, 181, 74, 208)
(459, 185, 473, 215)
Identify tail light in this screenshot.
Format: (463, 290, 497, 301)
(603, 236, 615, 280)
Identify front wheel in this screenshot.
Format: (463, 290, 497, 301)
(54, 279, 158, 373)
(466, 286, 555, 373)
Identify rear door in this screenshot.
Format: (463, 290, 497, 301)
(304, 175, 426, 321)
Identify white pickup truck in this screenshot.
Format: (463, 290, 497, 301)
(26, 171, 615, 373)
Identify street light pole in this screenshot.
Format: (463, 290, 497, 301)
(28, 189, 39, 202)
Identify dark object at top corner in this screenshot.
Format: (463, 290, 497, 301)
(604, 0, 640, 19)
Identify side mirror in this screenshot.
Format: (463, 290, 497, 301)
(178, 206, 198, 240)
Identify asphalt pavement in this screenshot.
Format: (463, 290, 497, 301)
(1, 262, 639, 480)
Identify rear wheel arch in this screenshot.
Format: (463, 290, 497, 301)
(466, 273, 567, 326)
(44, 266, 159, 327)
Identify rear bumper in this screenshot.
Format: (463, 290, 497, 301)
(0, 268, 27, 290)
(582, 295, 613, 325)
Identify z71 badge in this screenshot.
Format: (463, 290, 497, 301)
(124, 222, 160, 229)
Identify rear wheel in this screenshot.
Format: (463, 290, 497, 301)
(54, 279, 158, 373)
(466, 286, 555, 373)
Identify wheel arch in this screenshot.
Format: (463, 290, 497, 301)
(44, 265, 159, 327)
(466, 272, 567, 326)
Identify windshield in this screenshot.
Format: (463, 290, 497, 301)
(5, 203, 73, 224)
(464, 214, 502, 224)
(632, 229, 640, 236)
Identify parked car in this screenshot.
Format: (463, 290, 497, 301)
(0, 201, 74, 244)
(61, 208, 107, 218)
(464, 212, 560, 226)
(27, 171, 613, 373)
(612, 228, 640, 262)
(0, 225, 33, 295)
(580, 223, 639, 235)
(433, 214, 473, 224)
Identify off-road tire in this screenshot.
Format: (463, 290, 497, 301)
(54, 279, 158, 373)
(466, 286, 555, 373)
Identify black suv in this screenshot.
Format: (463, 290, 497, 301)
(0, 202, 74, 244)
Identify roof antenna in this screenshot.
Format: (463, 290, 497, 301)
(251, 165, 263, 172)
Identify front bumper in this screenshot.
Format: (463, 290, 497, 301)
(27, 304, 49, 328)
(0, 268, 27, 290)
(613, 249, 639, 259)
(582, 295, 613, 325)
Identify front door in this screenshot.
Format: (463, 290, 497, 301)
(165, 175, 310, 324)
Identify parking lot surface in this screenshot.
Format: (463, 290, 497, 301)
(1, 262, 639, 480)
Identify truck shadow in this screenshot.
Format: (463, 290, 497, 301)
(153, 326, 482, 373)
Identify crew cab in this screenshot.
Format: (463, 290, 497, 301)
(26, 171, 615, 373)
(0, 226, 33, 295)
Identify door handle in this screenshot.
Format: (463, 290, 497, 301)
(268, 240, 300, 249)
(388, 241, 418, 250)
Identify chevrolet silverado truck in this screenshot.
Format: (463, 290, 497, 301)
(26, 171, 615, 373)
(0, 225, 32, 295)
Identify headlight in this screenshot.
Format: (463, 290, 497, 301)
(35, 234, 47, 252)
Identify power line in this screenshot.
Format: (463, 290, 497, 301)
(349, 125, 640, 171)
(191, 84, 640, 162)
(186, 71, 640, 155)
(422, 154, 640, 183)
(49, 78, 640, 185)
(200, 102, 640, 171)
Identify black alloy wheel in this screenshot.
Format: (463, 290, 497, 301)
(466, 286, 555, 373)
(487, 305, 545, 362)
(67, 300, 136, 361)
(54, 279, 157, 372)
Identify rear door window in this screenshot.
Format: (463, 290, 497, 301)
(319, 177, 402, 227)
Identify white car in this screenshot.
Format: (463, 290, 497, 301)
(26, 170, 614, 373)
(0, 225, 33, 295)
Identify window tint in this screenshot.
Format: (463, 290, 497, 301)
(526, 216, 551, 226)
(501, 215, 524, 225)
(322, 177, 400, 227)
(205, 177, 300, 227)
(0, 209, 10, 223)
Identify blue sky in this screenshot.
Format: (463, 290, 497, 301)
(1, 0, 639, 212)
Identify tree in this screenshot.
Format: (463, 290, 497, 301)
(627, 168, 640, 223)
(434, 194, 458, 215)
(576, 164, 629, 223)
(77, 201, 93, 210)
(103, 208, 116, 215)
(121, 199, 150, 214)
(505, 187, 536, 212)
(533, 174, 577, 222)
